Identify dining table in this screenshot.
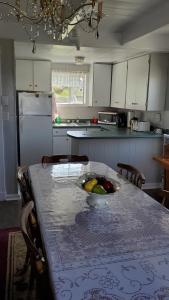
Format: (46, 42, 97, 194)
(29, 161, 169, 300)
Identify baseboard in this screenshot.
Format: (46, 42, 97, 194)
(5, 193, 21, 201)
(143, 182, 162, 190)
(0, 192, 6, 201)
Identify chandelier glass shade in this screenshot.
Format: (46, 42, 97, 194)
(0, 0, 103, 42)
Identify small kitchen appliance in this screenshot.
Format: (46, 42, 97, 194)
(135, 121, 150, 132)
(98, 111, 127, 127)
(130, 117, 138, 131)
(98, 112, 118, 125)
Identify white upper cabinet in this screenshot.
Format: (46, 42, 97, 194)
(16, 60, 33, 91)
(92, 63, 112, 107)
(126, 55, 149, 111)
(111, 61, 127, 108)
(16, 60, 51, 92)
(33, 61, 51, 92)
(148, 54, 168, 111)
(125, 54, 168, 111)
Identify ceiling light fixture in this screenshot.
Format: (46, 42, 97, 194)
(0, 0, 103, 52)
(75, 56, 85, 64)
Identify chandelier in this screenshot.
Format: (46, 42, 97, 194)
(0, 0, 103, 48)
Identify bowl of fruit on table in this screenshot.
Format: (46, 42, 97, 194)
(77, 173, 120, 207)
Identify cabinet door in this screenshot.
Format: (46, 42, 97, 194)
(126, 55, 149, 110)
(33, 61, 51, 92)
(16, 60, 33, 91)
(111, 62, 127, 108)
(53, 136, 71, 155)
(93, 64, 112, 107)
(148, 54, 169, 111)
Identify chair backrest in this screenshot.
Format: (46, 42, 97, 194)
(17, 166, 33, 204)
(21, 201, 44, 274)
(117, 163, 145, 189)
(42, 155, 89, 166)
(161, 189, 169, 206)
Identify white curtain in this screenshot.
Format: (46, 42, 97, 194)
(52, 71, 85, 88)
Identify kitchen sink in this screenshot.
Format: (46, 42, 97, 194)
(55, 122, 78, 126)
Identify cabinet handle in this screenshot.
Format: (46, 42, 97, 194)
(114, 101, 119, 103)
(35, 84, 38, 87)
(132, 102, 138, 105)
(29, 84, 32, 87)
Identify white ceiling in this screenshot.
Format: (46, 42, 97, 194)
(2, 0, 169, 63)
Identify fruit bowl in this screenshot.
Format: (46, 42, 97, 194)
(76, 173, 120, 207)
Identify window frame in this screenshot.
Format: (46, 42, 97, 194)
(52, 66, 90, 107)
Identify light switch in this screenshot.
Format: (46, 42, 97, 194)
(2, 96, 9, 106)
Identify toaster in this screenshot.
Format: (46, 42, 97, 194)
(135, 121, 150, 132)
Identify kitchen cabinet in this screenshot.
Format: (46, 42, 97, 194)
(33, 61, 51, 92)
(53, 136, 71, 155)
(92, 63, 112, 107)
(53, 128, 71, 155)
(16, 60, 51, 92)
(147, 54, 169, 111)
(53, 126, 101, 155)
(16, 60, 33, 91)
(111, 61, 127, 108)
(53, 127, 85, 155)
(126, 54, 169, 111)
(126, 55, 149, 111)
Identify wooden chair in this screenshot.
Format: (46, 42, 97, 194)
(42, 155, 89, 166)
(117, 163, 145, 189)
(21, 201, 47, 295)
(17, 166, 34, 205)
(161, 189, 169, 206)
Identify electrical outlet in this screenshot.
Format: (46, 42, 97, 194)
(155, 113, 161, 123)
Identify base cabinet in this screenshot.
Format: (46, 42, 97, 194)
(53, 136, 71, 155)
(72, 137, 163, 187)
(52, 127, 90, 155)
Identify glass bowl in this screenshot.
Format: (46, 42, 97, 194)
(76, 172, 120, 207)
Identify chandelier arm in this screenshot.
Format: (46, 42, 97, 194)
(63, 3, 93, 21)
(68, 17, 98, 26)
(0, 1, 98, 24)
(0, 1, 42, 22)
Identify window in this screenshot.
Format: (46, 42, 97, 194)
(52, 64, 89, 105)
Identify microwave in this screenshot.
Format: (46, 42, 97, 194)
(98, 111, 127, 127)
(98, 112, 118, 125)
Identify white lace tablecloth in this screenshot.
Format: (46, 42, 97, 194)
(29, 162, 169, 300)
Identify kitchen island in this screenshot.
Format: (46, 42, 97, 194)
(67, 127, 163, 188)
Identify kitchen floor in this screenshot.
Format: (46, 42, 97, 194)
(0, 200, 21, 229)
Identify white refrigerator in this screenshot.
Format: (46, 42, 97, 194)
(18, 92, 52, 166)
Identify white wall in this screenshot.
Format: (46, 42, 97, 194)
(163, 111, 169, 129)
(0, 50, 6, 200)
(141, 110, 169, 130)
(0, 39, 18, 199)
(55, 105, 115, 120)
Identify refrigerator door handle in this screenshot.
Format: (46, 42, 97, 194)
(19, 98, 23, 115)
(20, 116, 23, 134)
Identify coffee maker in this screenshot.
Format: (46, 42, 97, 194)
(117, 112, 127, 128)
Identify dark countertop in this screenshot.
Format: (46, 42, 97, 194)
(67, 127, 163, 139)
